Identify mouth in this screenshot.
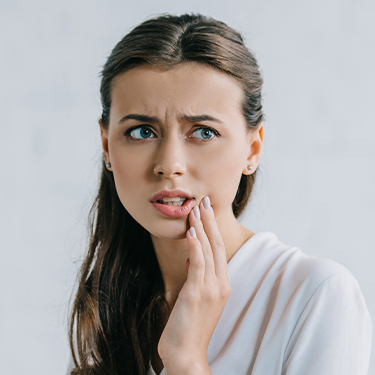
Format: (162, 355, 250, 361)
(151, 197, 195, 218)
(150, 189, 195, 217)
(150, 189, 194, 203)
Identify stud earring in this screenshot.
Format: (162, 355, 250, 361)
(247, 165, 253, 171)
(106, 162, 111, 168)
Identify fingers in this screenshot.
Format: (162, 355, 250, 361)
(186, 226, 205, 286)
(198, 197, 228, 280)
(187, 196, 228, 281)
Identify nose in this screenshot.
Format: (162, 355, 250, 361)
(153, 134, 186, 178)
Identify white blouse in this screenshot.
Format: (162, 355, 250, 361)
(147, 231, 372, 375)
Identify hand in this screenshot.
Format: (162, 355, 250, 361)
(158, 195, 231, 370)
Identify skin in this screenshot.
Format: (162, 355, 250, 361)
(100, 62, 263, 374)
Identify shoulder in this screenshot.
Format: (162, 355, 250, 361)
(264, 233, 372, 335)
(252, 231, 358, 293)
(280, 249, 372, 374)
(229, 232, 372, 373)
(241, 232, 368, 311)
(279, 243, 359, 301)
(285, 248, 355, 289)
(231, 231, 370, 314)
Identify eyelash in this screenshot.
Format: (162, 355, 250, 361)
(124, 125, 221, 141)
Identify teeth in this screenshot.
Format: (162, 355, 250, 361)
(164, 201, 185, 206)
(159, 197, 188, 206)
(161, 197, 186, 202)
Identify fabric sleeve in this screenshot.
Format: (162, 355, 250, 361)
(282, 273, 372, 375)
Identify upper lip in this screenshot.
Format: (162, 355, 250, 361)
(150, 189, 194, 202)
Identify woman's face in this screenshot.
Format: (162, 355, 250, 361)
(100, 63, 262, 240)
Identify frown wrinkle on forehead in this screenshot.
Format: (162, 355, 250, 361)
(109, 62, 245, 125)
(118, 113, 225, 126)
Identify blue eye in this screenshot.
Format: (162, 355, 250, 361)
(125, 125, 220, 141)
(192, 127, 219, 140)
(127, 126, 155, 139)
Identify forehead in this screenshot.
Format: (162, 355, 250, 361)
(109, 62, 245, 122)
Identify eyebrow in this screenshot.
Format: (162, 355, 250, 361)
(118, 114, 159, 124)
(180, 114, 224, 124)
(118, 114, 224, 125)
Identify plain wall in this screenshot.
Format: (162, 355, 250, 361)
(0, 0, 374, 374)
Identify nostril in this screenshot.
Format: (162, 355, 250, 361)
(154, 163, 186, 177)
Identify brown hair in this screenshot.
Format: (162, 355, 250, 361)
(68, 13, 263, 375)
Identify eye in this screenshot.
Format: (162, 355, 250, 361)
(191, 126, 220, 140)
(125, 126, 156, 140)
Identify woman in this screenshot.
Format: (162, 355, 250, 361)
(67, 13, 372, 375)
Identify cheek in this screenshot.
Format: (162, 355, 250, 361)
(109, 146, 149, 206)
(113, 153, 139, 182)
(201, 146, 245, 205)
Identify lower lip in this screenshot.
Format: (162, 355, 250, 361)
(152, 198, 195, 217)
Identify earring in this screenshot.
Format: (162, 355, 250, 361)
(106, 162, 111, 168)
(247, 165, 253, 171)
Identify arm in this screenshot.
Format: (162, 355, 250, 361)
(282, 273, 372, 375)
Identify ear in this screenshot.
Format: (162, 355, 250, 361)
(243, 123, 263, 175)
(99, 119, 111, 169)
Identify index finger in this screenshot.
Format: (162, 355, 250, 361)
(199, 196, 228, 279)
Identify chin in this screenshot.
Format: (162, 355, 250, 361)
(155, 228, 188, 241)
(148, 221, 189, 241)
(163, 232, 187, 240)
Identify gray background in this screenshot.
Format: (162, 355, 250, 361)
(1, 0, 374, 374)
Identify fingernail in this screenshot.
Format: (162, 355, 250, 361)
(189, 227, 197, 238)
(193, 206, 200, 220)
(203, 196, 210, 210)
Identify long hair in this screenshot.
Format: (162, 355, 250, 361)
(68, 13, 263, 375)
